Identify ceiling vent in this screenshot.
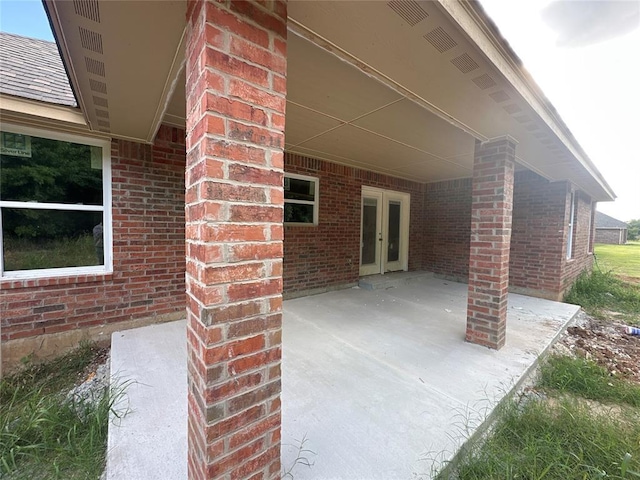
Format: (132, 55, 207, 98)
(489, 91, 510, 103)
(472, 73, 496, 90)
(424, 27, 457, 53)
(93, 96, 108, 108)
(97, 120, 110, 130)
(79, 27, 103, 54)
(387, 0, 429, 26)
(73, 0, 100, 23)
(450, 53, 478, 74)
(89, 79, 107, 94)
(514, 114, 532, 123)
(503, 104, 522, 114)
(525, 123, 539, 131)
(95, 109, 109, 118)
(84, 57, 105, 77)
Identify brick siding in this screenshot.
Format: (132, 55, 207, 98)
(423, 178, 471, 281)
(560, 190, 594, 294)
(283, 153, 425, 297)
(595, 228, 627, 245)
(1, 125, 186, 357)
(184, 1, 286, 478)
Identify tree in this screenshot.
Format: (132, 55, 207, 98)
(628, 219, 640, 241)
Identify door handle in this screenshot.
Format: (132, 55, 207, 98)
(378, 233, 383, 242)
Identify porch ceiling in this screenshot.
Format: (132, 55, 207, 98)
(45, 0, 614, 200)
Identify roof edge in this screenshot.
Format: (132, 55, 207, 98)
(436, 0, 616, 201)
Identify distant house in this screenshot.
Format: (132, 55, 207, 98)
(595, 212, 628, 244)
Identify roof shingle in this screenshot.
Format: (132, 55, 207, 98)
(0, 32, 77, 107)
(595, 211, 628, 229)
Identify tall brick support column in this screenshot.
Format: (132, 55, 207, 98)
(466, 136, 516, 349)
(185, 1, 287, 479)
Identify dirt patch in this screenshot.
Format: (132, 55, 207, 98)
(552, 312, 640, 384)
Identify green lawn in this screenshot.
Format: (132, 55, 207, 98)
(595, 241, 640, 280)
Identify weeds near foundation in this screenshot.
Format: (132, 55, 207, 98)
(540, 355, 640, 407)
(0, 343, 118, 479)
(282, 434, 316, 479)
(564, 270, 640, 324)
(438, 396, 640, 479)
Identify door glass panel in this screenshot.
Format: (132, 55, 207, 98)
(361, 197, 378, 265)
(387, 201, 401, 262)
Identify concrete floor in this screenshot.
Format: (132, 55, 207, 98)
(106, 277, 579, 479)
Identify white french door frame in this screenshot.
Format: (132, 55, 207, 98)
(359, 186, 410, 276)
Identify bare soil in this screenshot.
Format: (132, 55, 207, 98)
(552, 311, 640, 384)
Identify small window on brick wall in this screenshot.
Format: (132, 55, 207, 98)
(0, 125, 112, 278)
(284, 173, 318, 225)
(566, 191, 576, 259)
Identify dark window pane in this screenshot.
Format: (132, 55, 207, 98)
(285, 177, 315, 202)
(387, 201, 401, 262)
(361, 198, 378, 265)
(284, 203, 314, 223)
(0, 132, 103, 205)
(2, 208, 104, 271)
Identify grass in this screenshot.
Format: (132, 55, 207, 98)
(539, 355, 640, 407)
(564, 269, 640, 324)
(443, 398, 640, 479)
(595, 241, 640, 280)
(3, 235, 98, 272)
(436, 269, 640, 479)
(0, 343, 113, 480)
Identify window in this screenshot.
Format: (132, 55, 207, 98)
(566, 191, 576, 259)
(284, 173, 318, 225)
(0, 125, 112, 278)
(588, 201, 595, 253)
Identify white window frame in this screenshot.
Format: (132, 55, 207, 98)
(0, 123, 113, 279)
(284, 173, 319, 226)
(566, 191, 576, 260)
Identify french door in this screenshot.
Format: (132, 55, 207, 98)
(359, 187, 410, 276)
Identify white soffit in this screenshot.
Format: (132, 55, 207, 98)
(45, 0, 186, 143)
(287, 0, 615, 200)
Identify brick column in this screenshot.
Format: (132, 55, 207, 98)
(466, 136, 516, 350)
(185, 1, 287, 479)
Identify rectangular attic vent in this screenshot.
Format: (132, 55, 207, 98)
(503, 103, 522, 114)
(424, 27, 457, 52)
(489, 91, 510, 103)
(472, 73, 496, 90)
(85, 57, 105, 76)
(93, 96, 108, 107)
(79, 27, 103, 54)
(387, 0, 429, 26)
(450, 53, 478, 73)
(73, 0, 100, 23)
(89, 79, 107, 94)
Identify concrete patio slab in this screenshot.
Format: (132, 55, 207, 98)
(106, 320, 187, 480)
(106, 277, 579, 479)
(281, 277, 578, 478)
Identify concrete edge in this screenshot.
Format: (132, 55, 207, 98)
(435, 304, 582, 477)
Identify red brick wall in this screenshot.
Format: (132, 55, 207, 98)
(509, 172, 594, 300)
(1, 125, 186, 347)
(283, 153, 425, 296)
(423, 178, 472, 281)
(560, 190, 594, 294)
(509, 171, 566, 298)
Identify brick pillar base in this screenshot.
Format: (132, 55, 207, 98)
(185, 1, 287, 479)
(466, 136, 516, 349)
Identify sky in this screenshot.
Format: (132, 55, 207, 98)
(0, 0, 638, 221)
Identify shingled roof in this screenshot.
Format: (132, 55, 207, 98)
(595, 211, 628, 229)
(0, 32, 77, 107)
